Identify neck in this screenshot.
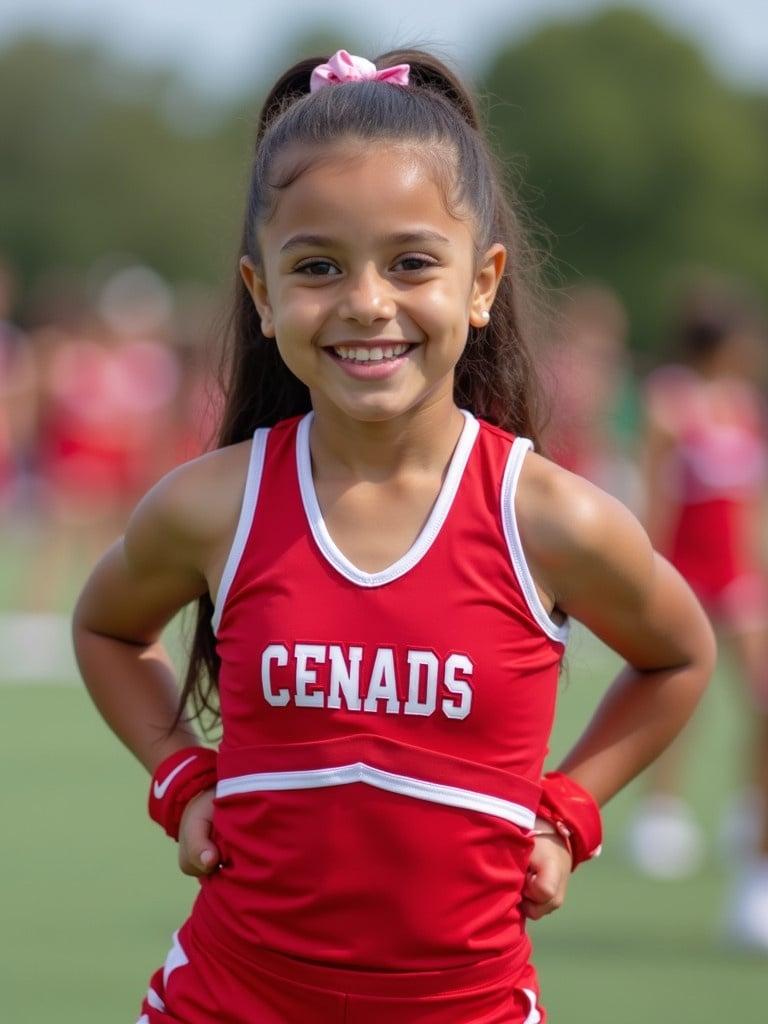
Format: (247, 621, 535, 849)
(308, 394, 466, 481)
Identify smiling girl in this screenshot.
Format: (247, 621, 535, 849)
(73, 49, 715, 1023)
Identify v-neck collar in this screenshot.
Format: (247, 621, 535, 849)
(295, 410, 479, 587)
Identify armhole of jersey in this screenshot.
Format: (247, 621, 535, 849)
(211, 428, 269, 635)
(501, 437, 570, 646)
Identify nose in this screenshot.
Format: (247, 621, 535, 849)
(337, 264, 396, 325)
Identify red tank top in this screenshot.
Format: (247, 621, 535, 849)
(196, 411, 568, 971)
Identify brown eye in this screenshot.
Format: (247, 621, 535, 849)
(393, 255, 435, 272)
(295, 260, 340, 277)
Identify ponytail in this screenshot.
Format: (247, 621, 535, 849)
(376, 49, 481, 129)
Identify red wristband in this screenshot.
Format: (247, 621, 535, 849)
(148, 746, 218, 841)
(537, 771, 602, 870)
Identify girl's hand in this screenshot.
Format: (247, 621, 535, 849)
(178, 787, 220, 877)
(520, 818, 573, 920)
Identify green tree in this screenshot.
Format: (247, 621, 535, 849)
(0, 36, 248, 296)
(0, 31, 363, 314)
(483, 7, 768, 351)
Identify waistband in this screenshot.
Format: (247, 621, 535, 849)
(216, 735, 541, 831)
(192, 894, 533, 998)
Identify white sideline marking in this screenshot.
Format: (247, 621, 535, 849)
(0, 613, 79, 684)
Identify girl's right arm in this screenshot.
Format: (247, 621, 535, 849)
(72, 444, 248, 869)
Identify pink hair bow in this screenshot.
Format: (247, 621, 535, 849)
(310, 50, 410, 93)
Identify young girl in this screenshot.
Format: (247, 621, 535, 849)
(73, 49, 715, 1023)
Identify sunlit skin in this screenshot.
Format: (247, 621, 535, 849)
(240, 142, 505, 475)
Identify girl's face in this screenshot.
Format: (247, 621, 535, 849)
(242, 142, 505, 425)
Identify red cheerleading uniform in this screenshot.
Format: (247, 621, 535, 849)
(40, 337, 180, 506)
(646, 366, 768, 630)
(140, 411, 569, 1024)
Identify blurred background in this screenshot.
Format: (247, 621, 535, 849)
(2, 1, 767, 1021)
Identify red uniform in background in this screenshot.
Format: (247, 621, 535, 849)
(140, 412, 568, 1024)
(39, 337, 180, 510)
(646, 364, 768, 631)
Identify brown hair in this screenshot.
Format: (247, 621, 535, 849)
(175, 48, 548, 735)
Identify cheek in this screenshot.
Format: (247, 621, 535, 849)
(275, 290, 329, 336)
(414, 281, 471, 335)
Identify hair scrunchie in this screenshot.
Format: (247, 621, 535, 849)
(536, 771, 603, 870)
(310, 50, 410, 92)
(148, 746, 218, 841)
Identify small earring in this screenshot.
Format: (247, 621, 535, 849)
(480, 310, 490, 322)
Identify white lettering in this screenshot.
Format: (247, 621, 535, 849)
(327, 645, 363, 711)
(294, 644, 327, 707)
(363, 648, 401, 714)
(259, 643, 474, 720)
(404, 650, 439, 716)
(261, 643, 289, 707)
(442, 654, 474, 720)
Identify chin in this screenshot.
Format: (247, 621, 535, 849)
(333, 393, 420, 424)
(313, 379, 448, 425)
(344, 402, 408, 423)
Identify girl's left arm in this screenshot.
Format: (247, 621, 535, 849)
(519, 452, 717, 807)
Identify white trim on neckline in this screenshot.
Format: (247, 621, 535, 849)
(500, 438, 570, 645)
(296, 410, 479, 588)
(211, 428, 269, 634)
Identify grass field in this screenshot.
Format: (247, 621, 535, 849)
(3, 573, 766, 1022)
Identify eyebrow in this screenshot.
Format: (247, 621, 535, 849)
(280, 230, 451, 253)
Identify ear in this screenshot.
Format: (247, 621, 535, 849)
(240, 256, 276, 338)
(469, 243, 506, 328)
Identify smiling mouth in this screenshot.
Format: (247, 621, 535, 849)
(326, 343, 418, 364)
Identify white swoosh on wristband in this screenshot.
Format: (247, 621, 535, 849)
(153, 755, 198, 800)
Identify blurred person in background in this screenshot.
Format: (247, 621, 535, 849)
(1, 264, 213, 683)
(168, 282, 224, 466)
(627, 276, 768, 952)
(540, 282, 640, 511)
(26, 265, 181, 610)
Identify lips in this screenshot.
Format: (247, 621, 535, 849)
(322, 341, 416, 380)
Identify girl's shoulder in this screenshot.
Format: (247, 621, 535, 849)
(515, 450, 646, 605)
(125, 439, 253, 574)
(516, 451, 601, 556)
(515, 448, 715, 681)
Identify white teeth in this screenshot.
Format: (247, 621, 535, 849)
(332, 343, 410, 363)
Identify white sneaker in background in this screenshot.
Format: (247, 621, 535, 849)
(723, 857, 768, 953)
(626, 795, 706, 879)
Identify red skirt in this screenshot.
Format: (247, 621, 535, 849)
(137, 912, 544, 1024)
